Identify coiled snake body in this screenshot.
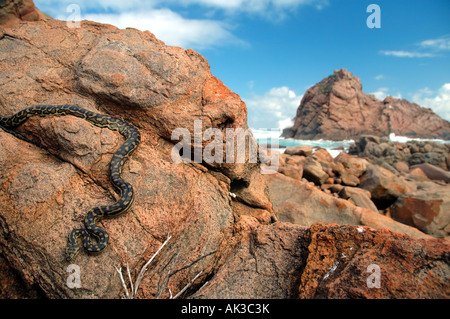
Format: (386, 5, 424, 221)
(0, 105, 141, 261)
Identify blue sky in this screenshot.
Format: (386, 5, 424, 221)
(35, 0, 450, 129)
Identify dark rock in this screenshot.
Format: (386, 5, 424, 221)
(350, 135, 450, 170)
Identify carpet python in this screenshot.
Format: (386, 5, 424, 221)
(0, 104, 141, 261)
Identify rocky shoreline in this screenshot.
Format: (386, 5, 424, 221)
(349, 135, 450, 172)
(265, 136, 449, 238)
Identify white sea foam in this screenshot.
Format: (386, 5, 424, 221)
(388, 133, 449, 144)
(252, 129, 450, 159)
(251, 128, 354, 158)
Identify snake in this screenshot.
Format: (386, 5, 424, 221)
(0, 104, 141, 261)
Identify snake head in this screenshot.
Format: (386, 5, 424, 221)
(66, 229, 83, 261)
(65, 243, 80, 262)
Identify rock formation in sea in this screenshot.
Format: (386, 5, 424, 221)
(0, 1, 448, 299)
(282, 69, 450, 141)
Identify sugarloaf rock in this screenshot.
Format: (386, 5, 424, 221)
(283, 69, 450, 141)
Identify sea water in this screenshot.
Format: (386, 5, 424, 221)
(251, 128, 354, 158)
(252, 129, 449, 158)
(388, 133, 449, 145)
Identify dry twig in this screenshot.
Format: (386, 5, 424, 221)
(115, 235, 172, 299)
(114, 236, 213, 299)
(172, 270, 203, 299)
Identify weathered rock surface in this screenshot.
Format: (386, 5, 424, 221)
(299, 223, 450, 299)
(284, 145, 313, 157)
(0, 0, 49, 26)
(410, 163, 450, 183)
(283, 69, 450, 140)
(196, 222, 450, 299)
(391, 185, 450, 238)
(193, 222, 309, 299)
(0, 3, 270, 298)
(264, 173, 430, 239)
(269, 143, 450, 240)
(302, 158, 329, 186)
(339, 187, 378, 213)
(359, 164, 413, 209)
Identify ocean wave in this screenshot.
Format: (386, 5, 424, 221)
(388, 133, 449, 144)
(252, 129, 450, 159)
(250, 128, 354, 158)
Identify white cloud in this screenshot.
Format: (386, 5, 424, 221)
(419, 35, 450, 51)
(244, 86, 301, 129)
(36, 0, 150, 16)
(374, 74, 384, 80)
(379, 50, 435, 58)
(370, 88, 402, 101)
(412, 83, 450, 121)
(175, 0, 329, 14)
(82, 10, 243, 49)
(36, 0, 327, 49)
(278, 117, 295, 130)
(380, 35, 450, 59)
(371, 87, 389, 100)
(38, 0, 327, 19)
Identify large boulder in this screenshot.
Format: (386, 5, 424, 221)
(284, 145, 313, 157)
(312, 148, 334, 163)
(359, 164, 413, 209)
(195, 222, 450, 299)
(299, 223, 450, 299)
(409, 163, 450, 183)
(303, 158, 329, 186)
(334, 152, 368, 178)
(391, 186, 450, 238)
(279, 164, 303, 180)
(0, 0, 49, 26)
(0, 4, 271, 298)
(265, 173, 429, 239)
(339, 187, 378, 213)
